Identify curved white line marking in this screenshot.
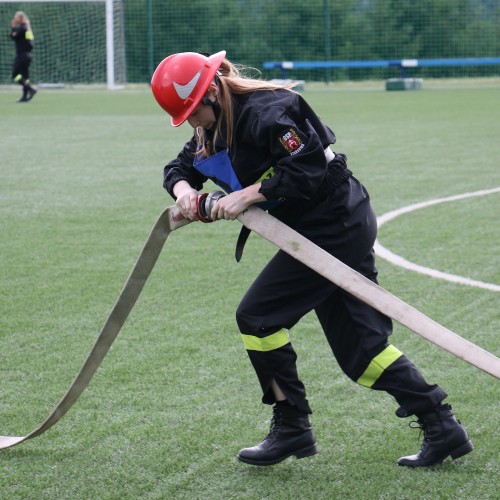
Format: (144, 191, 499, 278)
(375, 187, 500, 292)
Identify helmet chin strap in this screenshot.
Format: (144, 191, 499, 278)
(201, 95, 221, 121)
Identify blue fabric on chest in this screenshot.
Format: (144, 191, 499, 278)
(193, 149, 243, 193)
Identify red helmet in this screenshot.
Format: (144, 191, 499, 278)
(151, 51, 226, 127)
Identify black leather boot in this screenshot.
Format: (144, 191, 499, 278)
(237, 403, 318, 466)
(16, 87, 28, 102)
(398, 404, 473, 467)
(25, 87, 37, 101)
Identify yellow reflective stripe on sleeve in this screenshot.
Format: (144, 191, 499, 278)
(254, 166, 275, 184)
(241, 328, 290, 352)
(357, 345, 403, 388)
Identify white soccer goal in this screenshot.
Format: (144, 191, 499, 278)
(0, 0, 126, 89)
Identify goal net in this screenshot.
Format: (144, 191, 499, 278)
(0, 0, 126, 88)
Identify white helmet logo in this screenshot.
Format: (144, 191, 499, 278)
(173, 70, 202, 100)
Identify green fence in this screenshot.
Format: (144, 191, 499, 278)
(1, 0, 499, 85)
(126, 0, 500, 83)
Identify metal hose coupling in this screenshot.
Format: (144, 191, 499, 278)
(196, 190, 226, 222)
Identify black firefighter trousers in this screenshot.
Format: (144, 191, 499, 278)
(236, 177, 446, 416)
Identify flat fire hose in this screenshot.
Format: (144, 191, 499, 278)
(0, 206, 190, 450)
(237, 207, 500, 380)
(1, 205, 498, 450)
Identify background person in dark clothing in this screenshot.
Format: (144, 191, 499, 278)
(10, 11, 37, 102)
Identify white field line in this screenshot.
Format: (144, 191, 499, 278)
(374, 187, 500, 292)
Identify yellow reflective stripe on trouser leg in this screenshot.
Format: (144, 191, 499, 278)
(357, 345, 403, 388)
(241, 328, 290, 351)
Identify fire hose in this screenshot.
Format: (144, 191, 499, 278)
(1, 191, 499, 450)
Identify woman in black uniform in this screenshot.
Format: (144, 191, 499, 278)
(151, 51, 473, 468)
(10, 11, 37, 103)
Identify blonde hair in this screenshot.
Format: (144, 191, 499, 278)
(14, 11, 34, 37)
(195, 58, 297, 159)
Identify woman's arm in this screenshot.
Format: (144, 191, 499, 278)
(173, 180, 200, 220)
(210, 183, 266, 221)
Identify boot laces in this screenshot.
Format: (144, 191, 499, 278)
(409, 419, 430, 447)
(266, 406, 286, 441)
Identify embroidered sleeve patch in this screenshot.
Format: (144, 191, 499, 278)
(279, 129, 305, 156)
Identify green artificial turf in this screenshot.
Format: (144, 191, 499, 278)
(0, 82, 499, 499)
